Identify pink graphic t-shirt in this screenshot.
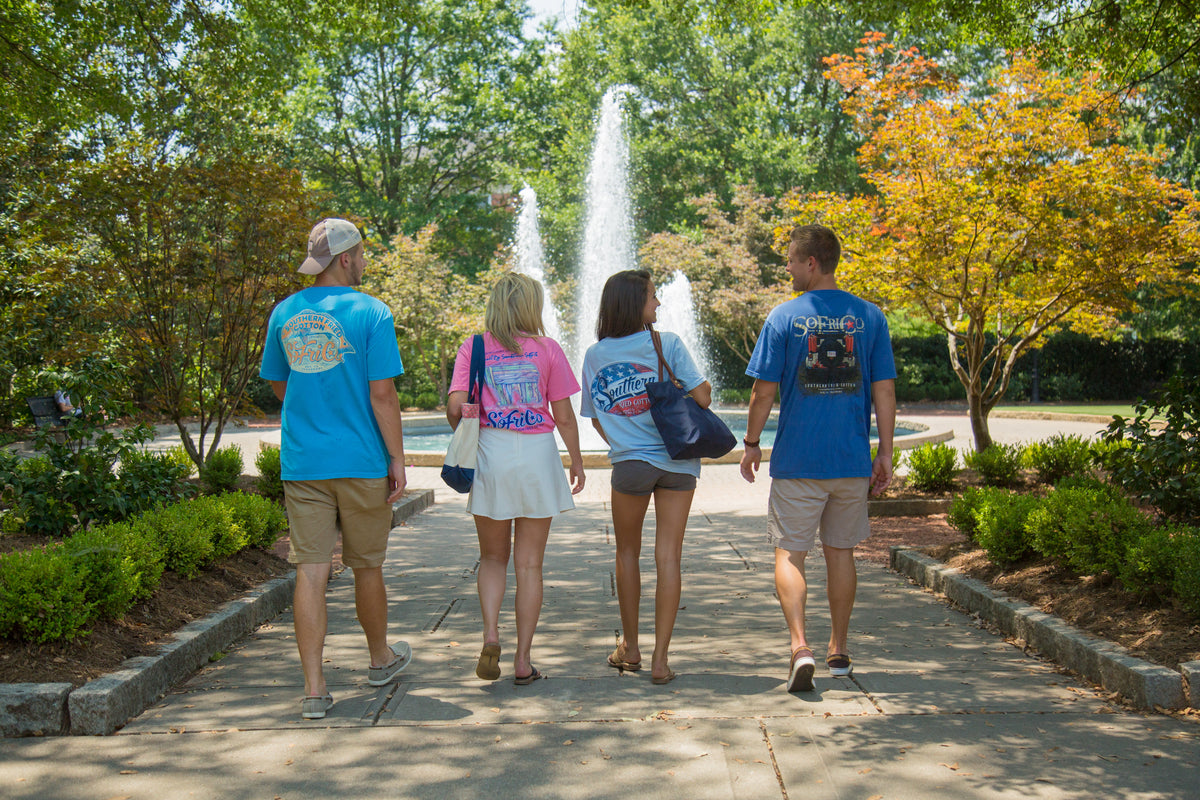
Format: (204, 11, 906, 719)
(450, 333, 580, 434)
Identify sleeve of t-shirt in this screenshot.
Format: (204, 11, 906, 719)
(666, 334, 705, 392)
(746, 311, 786, 382)
(366, 305, 404, 380)
(259, 306, 290, 381)
(543, 338, 581, 401)
(869, 309, 897, 383)
(578, 349, 597, 418)
(449, 337, 472, 393)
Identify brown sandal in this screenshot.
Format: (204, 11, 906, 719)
(475, 642, 501, 681)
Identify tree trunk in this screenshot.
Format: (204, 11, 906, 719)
(967, 390, 993, 452)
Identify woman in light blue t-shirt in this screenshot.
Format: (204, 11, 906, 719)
(580, 269, 712, 685)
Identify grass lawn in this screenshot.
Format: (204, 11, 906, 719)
(993, 403, 1138, 418)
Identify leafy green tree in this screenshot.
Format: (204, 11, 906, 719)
(283, 0, 547, 275)
(796, 37, 1200, 450)
(367, 226, 487, 400)
(71, 139, 318, 468)
(640, 188, 789, 372)
(534, 0, 874, 284)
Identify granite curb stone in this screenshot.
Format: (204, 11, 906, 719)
(1182, 661, 1200, 708)
(3, 488, 436, 737)
(890, 545, 1188, 710)
(0, 683, 72, 737)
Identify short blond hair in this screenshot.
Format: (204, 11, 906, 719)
(486, 271, 545, 353)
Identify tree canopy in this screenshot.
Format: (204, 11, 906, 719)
(803, 36, 1200, 448)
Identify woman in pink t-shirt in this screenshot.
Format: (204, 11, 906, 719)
(447, 272, 585, 686)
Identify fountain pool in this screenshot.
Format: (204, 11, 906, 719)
(397, 413, 938, 467)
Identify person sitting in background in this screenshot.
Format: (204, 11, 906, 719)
(54, 390, 85, 420)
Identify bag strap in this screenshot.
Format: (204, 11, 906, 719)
(650, 330, 682, 388)
(468, 334, 485, 405)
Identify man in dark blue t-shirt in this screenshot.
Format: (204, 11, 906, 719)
(740, 224, 897, 693)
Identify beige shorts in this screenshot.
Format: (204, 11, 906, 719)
(283, 477, 393, 568)
(767, 477, 870, 552)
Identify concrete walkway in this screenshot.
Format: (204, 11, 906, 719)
(2, 455, 1197, 798)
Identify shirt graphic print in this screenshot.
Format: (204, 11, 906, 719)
(485, 355, 546, 429)
(794, 313, 863, 395)
(590, 362, 655, 416)
(281, 311, 356, 373)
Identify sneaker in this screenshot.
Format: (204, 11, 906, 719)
(827, 653, 853, 677)
(786, 647, 816, 692)
(301, 693, 333, 719)
(368, 642, 412, 686)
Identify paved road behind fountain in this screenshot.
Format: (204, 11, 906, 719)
(2, 464, 1197, 799)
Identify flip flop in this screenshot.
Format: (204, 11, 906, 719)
(607, 647, 642, 672)
(476, 642, 501, 681)
(651, 668, 677, 685)
(514, 666, 543, 685)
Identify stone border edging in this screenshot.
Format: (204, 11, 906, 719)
(0, 488, 436, 738)
(890, 546, 1188, 710)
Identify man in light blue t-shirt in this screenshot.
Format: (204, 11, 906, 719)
(260, 217, 411, 720)
(740, 224, 897, 694)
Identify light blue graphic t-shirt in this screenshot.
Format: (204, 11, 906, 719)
(260, 287, 404, 481)
(580, 330, 705, 477)
(746, 289, 895, 480)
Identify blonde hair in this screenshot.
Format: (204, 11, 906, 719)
(485, 271, 545, 353)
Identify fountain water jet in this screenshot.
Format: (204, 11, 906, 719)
(513, 186, 562, 343)
(573, 85, 637, 367)
(656, 270, 715, 389)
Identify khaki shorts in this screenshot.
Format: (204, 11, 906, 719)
(283, 477, 393, 568)
(767, 477, 870, 552)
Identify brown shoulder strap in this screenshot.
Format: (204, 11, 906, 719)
(650, 330, 681, 386)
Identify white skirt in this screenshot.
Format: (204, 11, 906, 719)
(467, 428, 575, 520)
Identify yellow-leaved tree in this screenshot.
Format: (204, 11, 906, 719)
(792, 35, 1200, 450)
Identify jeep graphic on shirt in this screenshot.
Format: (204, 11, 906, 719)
(794, 313, 863, 395)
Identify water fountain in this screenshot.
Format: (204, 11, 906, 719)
(573, 85, 637, 366)
(656, 270, 715, 388)
(513, 186, 562, 343)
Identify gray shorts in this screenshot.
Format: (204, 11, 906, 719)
(611, 460, 697, 496)
(767, 477, 870, 552)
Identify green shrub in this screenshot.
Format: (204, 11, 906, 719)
(414, 391, 439, 410)
(2, 456, 75, 535)
(904, 443, 960, 493)
(218, 492, 288, 550)
(63, 524, 159, 619)
(163, 445, 197, 478)
(396, 391, 415, 410)
(117, 449, 193, 515)
(200, 445, 244, 495)
(948, 487, 989, 539)
(964, 443, 1024, 487)
(187, 495, 245, 560)
(142, 501, 217, 578)
(254, 445, 284, 502)
(1171, 526, 1200, 615)
(0, 544, 94, 642)
(1102, 373, 1200, 524)
(973, 490, 1041, 566)
(1117, 526, 1177, 596)
(1088, 437, 1130, 470)
(96, 519, 166, 602)
(1024, 486, 1150, 575)
(1023, 433, 1094, 486)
